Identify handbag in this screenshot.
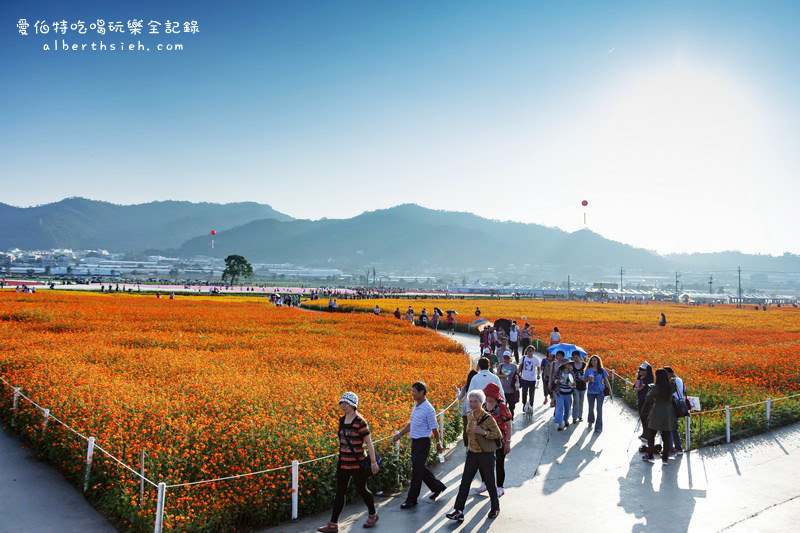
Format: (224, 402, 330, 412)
(340, 418, 382, 477)
(474, 414, 503, 452)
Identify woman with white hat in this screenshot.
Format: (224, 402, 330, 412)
(318, 392, 380, 532)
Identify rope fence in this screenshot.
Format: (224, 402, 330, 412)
(606, 368, 800, 451)
(0, 373, 462, 532)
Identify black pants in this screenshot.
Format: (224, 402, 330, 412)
(505, 394, 516, 417)
(455, 451, 499, 512)
(646, 429, 672, 461)
(406, 438, 446, 503)
(331, 466, 375, 522)
(521, 379, 536, 405)
(520, 338, 530, 353)
(495, 447, 506, 487)
(510, 341, 519, 361)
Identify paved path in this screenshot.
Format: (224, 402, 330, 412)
(271, 331, 800, 533)
(0, 425, 115, 532)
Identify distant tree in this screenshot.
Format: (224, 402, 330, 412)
(222, 255, 253, 285)
(44, 265, 52, 275)
(66, 266, 73, 275)
(169, 267, 180, 277)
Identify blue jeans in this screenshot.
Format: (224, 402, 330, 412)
(572, 388, 586, 420)
(587, 392, 604, 430)
(554, 393, 573, 425)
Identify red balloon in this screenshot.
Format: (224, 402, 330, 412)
(210, 230, 217, 235)
(581, 200, 588, 207)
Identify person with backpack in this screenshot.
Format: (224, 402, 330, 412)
(446, 389, 502, 523)
(317, 392, 379, 532)
(584, 355, 612, 433)
(571, 352, 587, 423)
(554, 358, 576, 430)
(519, 346, 539, 412)
(641, 368, 677, 465)
(455, 368, 479, 448)
(664, 366, 687, 455)
(482, 383, 512, 496)
(633, 362, 655, 441)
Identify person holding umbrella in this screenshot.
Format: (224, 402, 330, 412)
(446, 310, 456, 334)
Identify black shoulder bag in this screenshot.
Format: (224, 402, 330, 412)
(340, 417, 382, 477)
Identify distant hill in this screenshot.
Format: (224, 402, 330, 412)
(665, 251, 800, 272)
(177, 204, 669, 270)
(0, 197, 293, 252)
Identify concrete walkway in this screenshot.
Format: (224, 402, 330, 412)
(0, 425, 115, 532)
(272, 332, 800, 533)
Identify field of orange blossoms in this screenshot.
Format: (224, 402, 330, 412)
(0, 291, 467, 531)
(307, 298, 800, 444)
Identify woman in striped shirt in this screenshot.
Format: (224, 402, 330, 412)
(318, 392, 379, 532)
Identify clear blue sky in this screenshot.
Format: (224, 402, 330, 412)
(1, 1, 798, 254)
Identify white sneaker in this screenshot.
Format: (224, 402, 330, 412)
(475, 482, 487, 494)
(496, 487, 505, 497)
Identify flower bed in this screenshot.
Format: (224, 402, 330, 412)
(0, 291, 467, 531)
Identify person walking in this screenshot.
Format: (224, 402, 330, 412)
(392, 382, 447, 508)
(445, 390, 502, 523)
(664, 366, 686, 455)
(641, 368, 676, 465)
(553, 358, 576, 430)
(571, 352, 587, 423)
(496, 352, 520, 417)
(633, 362, 654, 441)
(584, 355, 611, 433)
(446, 311, 455, 334)
(540, 351, 555, 406)
(508, 321, 520, 362)
(477, 383, 512, 498)
(519, 346, 538, 411)
(519, 323, 531, 354)
(455, 368, 478, 448)
(317, 392, 379, 532)
(549, 327, 561, 346)
(468, 357, 506, 402)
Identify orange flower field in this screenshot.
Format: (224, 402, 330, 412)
(0, 291, 467, 531)
(309, 298, 800, 443)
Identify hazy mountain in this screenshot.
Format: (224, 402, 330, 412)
(665, 251, 800, 272)
(0, 197, 293, 251)
(177, 204, 668, 270)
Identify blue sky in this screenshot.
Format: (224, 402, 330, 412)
(1, 1, 798, 254)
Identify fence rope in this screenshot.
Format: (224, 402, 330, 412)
(166, 397, 463, 488)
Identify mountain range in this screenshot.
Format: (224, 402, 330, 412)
(0, 197, 292, 251)
(3, 198, 799, 274)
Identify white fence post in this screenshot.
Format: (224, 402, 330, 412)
(139, 449, 146, 507)
(766, 397, 771, 428)
(611, 370, 616, 389)
(439, 410, 445, 439)
(685, 413, 691, 451)
(394, 431, 401, 486)
(725, 406, 731, 444)
(42, 408, 50, 433)
(154, 482, 166, 533)
(291, 459, 299, 520)
(83, 437, 95, 492)
(11, 387, 20, 426)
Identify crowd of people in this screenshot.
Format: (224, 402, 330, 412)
(316, 323, 691, 530)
